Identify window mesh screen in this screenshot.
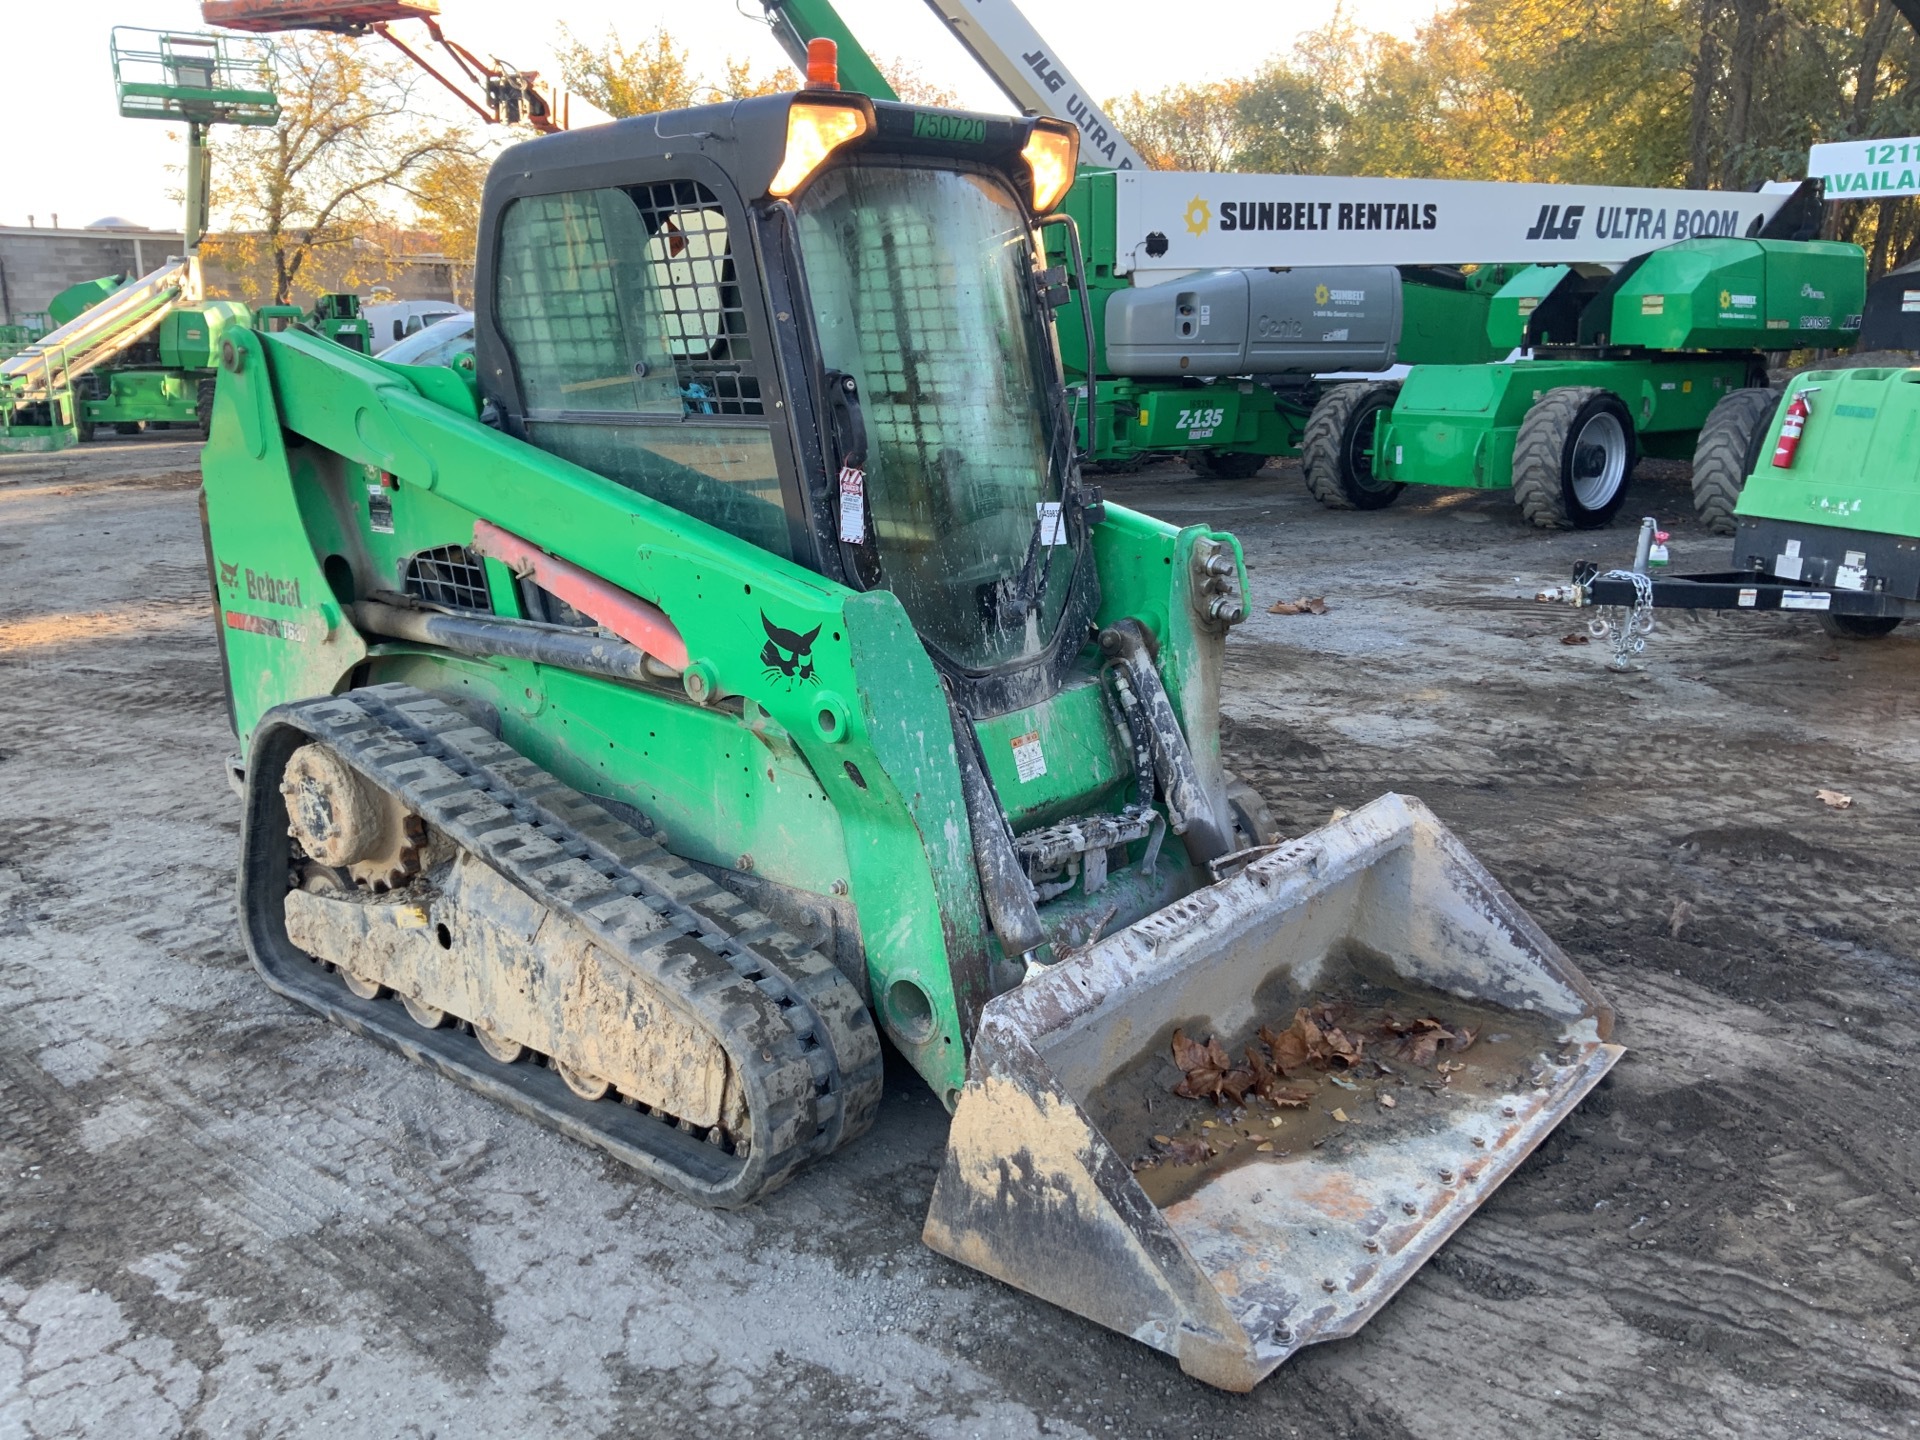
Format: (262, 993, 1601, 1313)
(496, 182, 761, 419)
(403, 546, 491, 612)
(634, 181, 762, 416)
(492, 181, 789, 560)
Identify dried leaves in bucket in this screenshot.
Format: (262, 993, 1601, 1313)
(1170, 1030, 1253, 1103)
(1171, 1006, 1480, 1105)
(1261, 1007, 1366, 1074)
(1381, 1015, 1478, 1068)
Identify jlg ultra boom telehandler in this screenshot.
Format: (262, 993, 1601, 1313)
(202, 50, 1620, 1390)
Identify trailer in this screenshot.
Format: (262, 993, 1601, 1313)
(1559, 365, 1920, 662)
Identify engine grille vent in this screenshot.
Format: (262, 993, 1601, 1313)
(403, 545, 491, 612)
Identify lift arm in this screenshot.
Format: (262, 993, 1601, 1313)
(201, 1, 581, 131)
(756, 0, 1138, 168)
(756, 0, 898, 101)
(918, 0, 1145, 171)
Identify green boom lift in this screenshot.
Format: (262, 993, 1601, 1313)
(203, 68, 1622, 1388)
(0, 28, 277, 452)
(256, 294, 375, 355)
(1307, 233, 1867, 528)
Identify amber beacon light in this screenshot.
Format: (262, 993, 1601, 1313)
(1020, 118, 1079, 215)
(805, 36, 840, 88)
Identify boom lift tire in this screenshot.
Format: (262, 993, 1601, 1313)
(1302, 382, 1403, 511)
(1690, 386, 1778, 535)
(1512, 386, 1636, 530)
(1189, 449, 1267, 480)
(197, 377, 217, 439)
(1818, 613, 1903, 639)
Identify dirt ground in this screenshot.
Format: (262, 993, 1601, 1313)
(2, 435, 1916, 1439)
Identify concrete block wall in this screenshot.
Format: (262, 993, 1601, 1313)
(0, 227, 455, 326)
(0, 228, 187, 324)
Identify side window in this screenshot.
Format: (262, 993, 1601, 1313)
(495, 182, 787, 557)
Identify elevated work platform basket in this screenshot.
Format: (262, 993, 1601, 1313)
(111, 27, 280, 127)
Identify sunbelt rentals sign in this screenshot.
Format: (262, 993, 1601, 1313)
(1113, 172, 1789, 274)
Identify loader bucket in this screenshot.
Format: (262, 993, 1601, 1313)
(924, 792, 1621, 1392)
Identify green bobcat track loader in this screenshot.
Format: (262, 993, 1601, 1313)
(203, 67, 1620, 1390)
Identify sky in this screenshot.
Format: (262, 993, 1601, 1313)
(8, 0, 1438, 232)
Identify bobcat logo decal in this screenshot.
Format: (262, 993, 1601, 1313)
(760, 612, 821, 688)
(218, 560, 240, 590)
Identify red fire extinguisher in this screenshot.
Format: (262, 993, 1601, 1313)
(1771, 387, 1817, 469)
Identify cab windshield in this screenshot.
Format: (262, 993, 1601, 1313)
(795, 164, 1075, 674)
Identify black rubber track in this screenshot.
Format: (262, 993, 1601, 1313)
(238, 684, 883, 1208)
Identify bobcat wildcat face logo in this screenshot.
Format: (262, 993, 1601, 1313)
(218, 560, 240, 590)
(760, 612, 821, 687)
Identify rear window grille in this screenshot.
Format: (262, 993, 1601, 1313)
(403, 546, 491, 611)
(496, 180, 763, 421)
(630, 180, 763, 416)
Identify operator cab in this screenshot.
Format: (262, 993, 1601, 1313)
(472, 64, 1091, 712)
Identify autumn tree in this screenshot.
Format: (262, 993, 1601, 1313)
(555, 26, 787, 118)
(875, 57, 961, 107)
(1108, 82, 1249, 171)
(204, 33, 478, 305)
(411, 149, 492, 306)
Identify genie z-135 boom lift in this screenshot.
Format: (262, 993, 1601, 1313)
(0, 28, 278, 452)
(203, 49, 1620, 1390)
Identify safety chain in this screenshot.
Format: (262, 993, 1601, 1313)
(1586, 569, 1656, 671)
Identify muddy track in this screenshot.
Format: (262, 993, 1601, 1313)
(1, 444, 1915, 1438)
